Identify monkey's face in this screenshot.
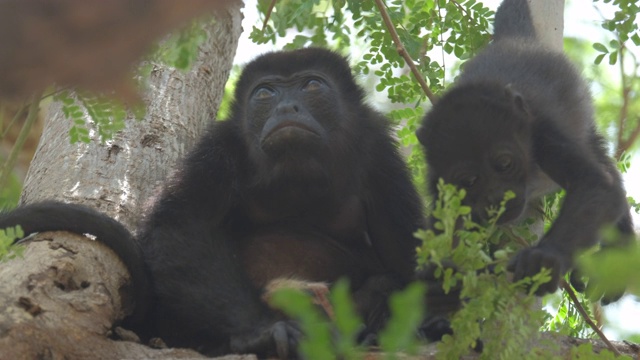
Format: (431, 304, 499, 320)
(239, 71, 349, 187)
(231, 49, 372, 203)
(419, 82, 534, 224)
(245, 72, 341, 158)
(435, 137, 530, 224)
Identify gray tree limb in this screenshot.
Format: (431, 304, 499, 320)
(0, 3, 244, 359)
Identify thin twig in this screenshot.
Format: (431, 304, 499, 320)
(617, 50, 640, 154)
(505, 228, 619, 354)
(373, 0, 438, 105)
(560, 280, 621, 356)
(0, 93, 41, 190)
(261, 0, 277, 32)
(504, 227, 531, 248)
(449, 0, 469, 16)
(619, 116, 640, 157)
(436, 2, 447, 86)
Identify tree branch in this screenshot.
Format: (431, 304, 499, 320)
(262, 0, 278, 32)
(374, 0, 438, 105)
(0, 232, 206, 359)
(507, 228, 620, 355)
(560, 281, 621, 356)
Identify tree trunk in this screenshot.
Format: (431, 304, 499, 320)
(0, 232, 221, 359)
(527, 0, 564, 51)
(0, 3, 244, 359)
(21, 5, 242, 230)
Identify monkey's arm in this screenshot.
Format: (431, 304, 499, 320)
(364, 134, 425, 282)
(509, 119, 629, 295)
(139, 124, 300, 358)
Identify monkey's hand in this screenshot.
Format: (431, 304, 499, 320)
(418, 315, 453, 342)
(510, 246, 627, 303)
(229, 320, 302, 359)
(507, 244, 572, 295)
(417, 315, 483, 352)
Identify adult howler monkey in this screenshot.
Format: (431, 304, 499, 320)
(2, 48, 426, 358)
(140, 48, 425, 357)
(418, 0, 635, 299)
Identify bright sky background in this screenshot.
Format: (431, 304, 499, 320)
(233, 0, 640, 340)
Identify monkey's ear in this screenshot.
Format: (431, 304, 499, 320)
(504, 84, 530, 115)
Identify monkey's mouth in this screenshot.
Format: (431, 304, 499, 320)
(262, 121, 320, 143)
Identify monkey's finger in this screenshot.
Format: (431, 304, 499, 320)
(506, 252, 520, 273)
(508, 254, 525, 282)
(534, 254, 561, 295)
(509, 248, 562, 295)
(600, 289, 625, 305)
(568, 269, 586, 293)
(418, 315, 453, 341)
(272, 322, 290, 359)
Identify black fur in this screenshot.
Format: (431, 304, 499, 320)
(1, 48, 426, 358)
(418, 0, 634, 298)
(0, 48, 425, 357)
(137, 48, 425, 357)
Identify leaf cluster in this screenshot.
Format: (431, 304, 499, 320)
(269, 279, 426, 359)
(415, 181, 552, 359)
(592, 0, 639, 66)
(545, 289, 597, 339)
(571, 343, 632, 360)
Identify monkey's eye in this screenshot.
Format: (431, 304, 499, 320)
(302, 79, 324, 92)
(494, 154, 513, 172)
(253, 86, 276, 100)
(459, 175, 478, 188)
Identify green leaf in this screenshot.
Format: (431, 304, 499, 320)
(330, 279, 363, 359)
(592, 42, 609, 53)
(378, 282, 426, 357)
(269, 288, 334, 360)
(609, 50, 618, 65)
(0, 226, 25, 262)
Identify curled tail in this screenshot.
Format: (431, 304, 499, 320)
(494, 0, 536, 40)
(0, 201, 150, 325)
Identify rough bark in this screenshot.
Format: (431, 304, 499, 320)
(0, 2, 243, 359)
(21, 4, 243, 231)
(0, 232, 221, 359)
(527, 0, 564, 51)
